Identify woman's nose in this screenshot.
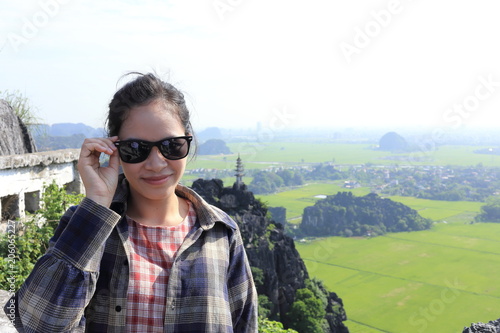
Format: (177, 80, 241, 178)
(144, 146, 168, 169)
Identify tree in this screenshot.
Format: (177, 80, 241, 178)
(249, 171, 284, 194)
(258, 317, 298, 333)
(258, 295, 272, 318)
(286, 288, 326, 333)
(477, 196, 500, 222)
(308, 163, 344, 181)
(277, 169, 304, 187)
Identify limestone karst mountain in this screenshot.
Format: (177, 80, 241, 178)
(0, 99, 37, 156)
(378, 131, 408, 152)
(192, 178, 349, 332)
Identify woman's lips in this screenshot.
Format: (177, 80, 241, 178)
(142, 175, 171, 185)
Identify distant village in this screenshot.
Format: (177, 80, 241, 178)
(189, 162, 500, 203)
(346, 163, 499, 201)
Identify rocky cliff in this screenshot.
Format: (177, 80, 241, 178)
(0, 100, 37, 155)
(191, 179, 349, 332)
(300, 192, 432, 237)
(463, 319, 500, 333)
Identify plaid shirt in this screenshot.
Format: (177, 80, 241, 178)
(5, 177, 257, 332)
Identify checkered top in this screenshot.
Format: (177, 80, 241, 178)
(126, 202, 196, 332)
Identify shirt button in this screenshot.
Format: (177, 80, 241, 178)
(115, 306, 122, 312)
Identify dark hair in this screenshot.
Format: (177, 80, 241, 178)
(107, 72, 194, 140)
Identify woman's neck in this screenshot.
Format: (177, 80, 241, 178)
(127, 192, 188, 227)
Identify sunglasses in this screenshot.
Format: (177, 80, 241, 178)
(114, 135, 193, 163)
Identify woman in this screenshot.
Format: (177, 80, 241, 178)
(6, 73, 257, 332)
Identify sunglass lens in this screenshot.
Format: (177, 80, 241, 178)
(160, 138, 189, 160)
(119, 141, 150, 163)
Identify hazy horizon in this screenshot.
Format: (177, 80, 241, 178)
(2, 1, 500, 132)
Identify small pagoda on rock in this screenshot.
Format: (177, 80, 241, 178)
(234, 154, 246, 190)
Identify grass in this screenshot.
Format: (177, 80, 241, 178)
(183, 141, 499, 332)
(345, 320, 387, 332)
(297, 230, 500, 332)
(253, 176, 493, 332)
(186, 142, 500, 170)
(386, 196, 484, 221)
(294, 199, 500, 333)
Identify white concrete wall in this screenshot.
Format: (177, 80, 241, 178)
(0, 149, 82, 220)
(0, 163, 76, 197)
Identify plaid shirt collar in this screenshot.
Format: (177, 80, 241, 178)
(110, 174, 238, 232)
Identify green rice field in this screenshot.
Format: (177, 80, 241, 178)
(278, 188, 497, 333)
(184, 142, 500, 332)
(186, 142, 500, 170)
(256, 182, 494, 332)
(296, 220, 500, 333)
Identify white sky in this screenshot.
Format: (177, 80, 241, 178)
(1, 0, 500, 132)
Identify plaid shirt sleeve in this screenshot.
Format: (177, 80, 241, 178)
(7, 197, 122, 333)
(227, 223, 258, 332)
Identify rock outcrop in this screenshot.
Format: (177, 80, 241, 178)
(0, 100, 37, 155)
(197, 139, 231, 155)
(300, 192, 433, 237)
(378, 131, 408, 152)
(463, 319, 500, 333)
(191, 179, 349, 332)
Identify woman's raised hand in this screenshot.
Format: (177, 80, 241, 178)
(77, 137, 120, 207)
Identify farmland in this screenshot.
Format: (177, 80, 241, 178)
(296, 220, 500, 332)
(257, 182, 497, 332)
(185, 142, 500, 172)
(183, 140, 500, 332)
(255, 182, 495, 332)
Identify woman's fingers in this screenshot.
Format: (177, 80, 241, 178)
(80, 137, 118, 160)
(77, 137, 120, 207)
(108, 147, 121, 171)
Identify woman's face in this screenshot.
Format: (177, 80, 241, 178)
(117, 99, 188, 203)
